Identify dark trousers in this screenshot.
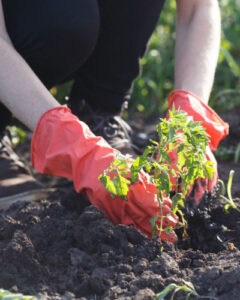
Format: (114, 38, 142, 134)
(1, 0, 165, 131)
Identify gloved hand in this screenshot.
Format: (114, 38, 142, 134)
(31, 107, 178, 242)
(167, 90, 229, 206)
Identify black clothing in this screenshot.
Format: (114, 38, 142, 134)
(0, 0, 165, 130)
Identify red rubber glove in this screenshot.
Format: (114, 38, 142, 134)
(167, 90, 229, 206)
(31, 107, 178, 242)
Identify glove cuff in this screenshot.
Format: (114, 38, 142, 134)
(168, 90, 229, 151)
(31, 106, 76, 175)
(31, 106, 116, 180)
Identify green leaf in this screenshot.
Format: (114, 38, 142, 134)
(118, 170, 129, 176)
(182, 280, 196, 292)
(149, 139, 159, 146)
(176, 144, 185, 154)
(99, 175, 117, 196)
(130, 167, 139, 183)
(145, 162, 152, 173)
(203, 163, 215, 180)
(0, 289, 36, 300)
(177, 151, 186, 167)
(227, 170, 235, 203)
(171, 193, 183, 213)
(162, 151, 171, 163)
(155, 284, 177, 300)
(131, 156, 148, 182)
(113, 176, 130, 198)
(156, 172, 170, 195)
(218, 179, 226, 196)
(169, 126, 175, 141)
(224, 203, 231, 212)
(117, 161, 129, 170)
(185, 166, 194, 184)
(170, 168, 177, 177)
(150, 214, 159, 229)
(157, 123, 163, 141)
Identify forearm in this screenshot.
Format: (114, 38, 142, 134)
(174, 0, 221, 104)
(0, 36, 60, 131)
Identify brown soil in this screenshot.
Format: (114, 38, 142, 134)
(0, 109, 239, 300)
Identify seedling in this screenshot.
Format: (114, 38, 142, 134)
(0, 289, 35, 300)
(99, 108, 214, 239)
(219, 170, 240, 213)
(155, 280, 217, 300)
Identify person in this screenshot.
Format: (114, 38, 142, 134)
(0, 0, 228, 241)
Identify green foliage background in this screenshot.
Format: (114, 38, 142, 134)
(54, 0, 240, 119)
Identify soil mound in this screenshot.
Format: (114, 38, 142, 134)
(0, 186, 239, 299)
(0, 109, 239, 299)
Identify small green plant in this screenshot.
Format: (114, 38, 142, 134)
(155, 280, 217, 300)
(99, 108, 214, 239)
(0, 289, 35, 300)
(219, 170, 240, 213)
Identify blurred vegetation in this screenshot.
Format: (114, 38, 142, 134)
(212, 0, 240, 113)
(53, 0, 240, 119)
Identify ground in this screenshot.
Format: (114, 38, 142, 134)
(0, 109, 239, 300)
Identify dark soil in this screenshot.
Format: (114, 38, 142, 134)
(0, 109, 239, 300)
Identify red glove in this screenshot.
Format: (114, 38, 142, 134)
(167, 90, 229, 206)
(31, 107, 178, 242)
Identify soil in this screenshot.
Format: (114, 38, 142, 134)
(0, 109, 240, 300)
